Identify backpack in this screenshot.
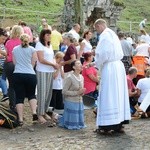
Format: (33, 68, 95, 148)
(0, 104, 19, 129)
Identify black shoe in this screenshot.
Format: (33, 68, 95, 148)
(1, 96, 9, 102)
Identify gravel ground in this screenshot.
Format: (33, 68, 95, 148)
(0, 102, 150, 150)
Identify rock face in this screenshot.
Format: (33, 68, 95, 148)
(62, 0, 124, 32)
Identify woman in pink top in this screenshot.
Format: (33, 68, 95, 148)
(20, 21, 33, 43)
(4, 25, 23, 110)
(82, 52, 99, 99)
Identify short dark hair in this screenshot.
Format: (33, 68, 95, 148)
(83, 52, 92, 61)
(20, 21, 27, 26)
(39, 29, 51, 46)
(78, 37, 83, 43)
(118, 31, 124, 38)
(0, 28, 7, 37)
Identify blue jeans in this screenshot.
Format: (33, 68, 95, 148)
(0, 72, 8, 96)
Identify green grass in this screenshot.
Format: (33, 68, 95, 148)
(0, 0, 64, 27)
(117, 0, 150, 33)
(0, 0, 150, 33)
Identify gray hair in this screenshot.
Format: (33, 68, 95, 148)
(128, 67, 138, 75)
(62, 33, 74, 43)
(145, 69, 150, 78)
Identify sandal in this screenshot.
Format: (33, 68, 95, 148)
(131, 111, 140, 118)
(47, 122, 56, 127)
(93, 129, 100, 133)
(44, 114, 52, 120)
(51, 112, 59, 123)
(141, 113, 149, 119)
(93, 110, 97, 117)
(18, 121, 24, 126)
(93, 129, 113, 135)
(38, 116, 47, 124)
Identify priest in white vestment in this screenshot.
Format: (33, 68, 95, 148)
(94, 19, 131, 133)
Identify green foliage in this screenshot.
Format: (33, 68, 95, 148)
(114, 0, 125, 7)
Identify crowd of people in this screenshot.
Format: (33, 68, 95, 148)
(0, 17, 150, 135)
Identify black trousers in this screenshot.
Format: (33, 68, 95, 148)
(13, 73, 37, 104)
(4, 62, 16, 109)
(50, 89, 64, 109)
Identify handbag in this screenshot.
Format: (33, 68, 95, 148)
(0, 104, 18, 129)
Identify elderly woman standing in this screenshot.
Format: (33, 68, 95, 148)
(13, 34, 38, 125)
(5, 25, 23, 110)
(35, 29, 58, 124)
(61, 33, 77, 77)
(59, 60, 86, 130)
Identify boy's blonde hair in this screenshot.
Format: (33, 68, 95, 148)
(55, 51, 64, 59)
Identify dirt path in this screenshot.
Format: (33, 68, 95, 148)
(0, 103, 150, 150)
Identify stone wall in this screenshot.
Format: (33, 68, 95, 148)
(62, 0, 124, 32)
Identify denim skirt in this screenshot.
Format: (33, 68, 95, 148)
(58, 100, 86, 130)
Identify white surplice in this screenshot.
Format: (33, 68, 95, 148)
(95, 28, 131, 126)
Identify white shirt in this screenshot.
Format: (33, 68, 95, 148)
(53, 71, 63, 89)
(139, 19, 146, 30)
(126, 37, 133, 45)
(76, 45, 80, 55)
(135, 43, 150, 57)
(13, 45, 36, 74)
(136, 78, 150, 103)
(69, 29, 80, 42)
(35, 42, 55, 72)
(82, 39, 92, 53)
(140, 34, 150, 44)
